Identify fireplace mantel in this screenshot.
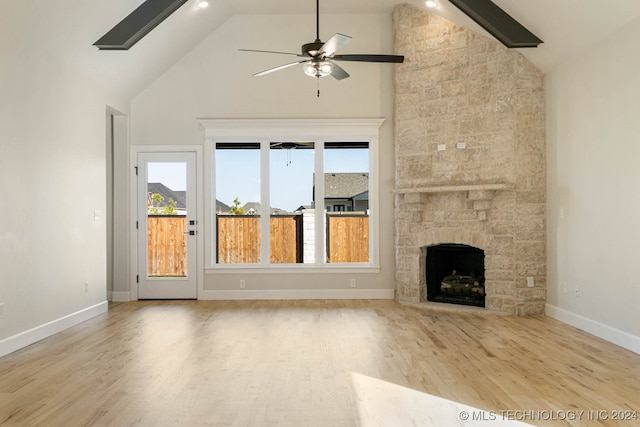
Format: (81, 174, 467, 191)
(394, 183, 511, 194)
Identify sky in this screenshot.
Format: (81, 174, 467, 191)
(147, 147, 369, 213)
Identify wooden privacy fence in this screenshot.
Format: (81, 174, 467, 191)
(216, 213, 368, 264)
(147, 215, 187, 276)
(216, 215, 260, 264)
(326, 214, 369, 263)
(150, 214, 369, 268)
(216, 215, 303, 264)
(270, 215, 303, 264)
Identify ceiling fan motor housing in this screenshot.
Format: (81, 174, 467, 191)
(302, 40, 325, 57)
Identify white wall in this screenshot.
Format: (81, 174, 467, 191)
(0, 5, 128, 355)
(130, 13, 396, 295)
(546, 16, 640, 353)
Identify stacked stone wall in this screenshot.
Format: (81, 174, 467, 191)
(393, 4, 545, 315)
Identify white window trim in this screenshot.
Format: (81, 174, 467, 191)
(200, 118, 383, 273)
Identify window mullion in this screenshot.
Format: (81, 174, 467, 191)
(260, 139, 270, 266)
(314, 138, 325, 265)
(206, 139, 215, 267)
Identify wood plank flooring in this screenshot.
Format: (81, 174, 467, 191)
(1, 300, 639, 426)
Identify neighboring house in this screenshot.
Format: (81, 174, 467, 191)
(148, 182, 230, 214)
(242, 202, 260, 215)
(320, 173, 369, 212)
(215, 200, 231, 213)
(238, 202, 289, 215)
(147, 182, 186, 214)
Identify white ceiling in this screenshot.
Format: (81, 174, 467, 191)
(7, 0, 640, 100)
(181, 0, 640, 74)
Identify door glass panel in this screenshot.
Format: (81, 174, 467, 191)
(146, 162, 188, 277)
(269, 142, 314, 264)
(324, 142, 370, 263)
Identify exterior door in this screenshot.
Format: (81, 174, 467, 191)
(137, 152, 197, 299)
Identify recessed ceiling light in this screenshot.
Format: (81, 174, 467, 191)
(196, 0, 209, 8)
(425, 0, 438, 7)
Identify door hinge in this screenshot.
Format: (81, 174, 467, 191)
(136, 275, 139, 283)
(134, 166, 138, 175)
(136, 221, 139, 229)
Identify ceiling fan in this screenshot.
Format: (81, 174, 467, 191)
(239, 0, 404, 94)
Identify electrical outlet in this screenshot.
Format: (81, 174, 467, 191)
(527, 277, 534, 288)
(85, 281, 89, 293)
(0, 303, 4, 318)
(240, 279, 245, 289)
(350, 279, 357, 288)
(437, 144, 447, 151)
(575, 286, 581, 298)
(456, 142, 466, 149)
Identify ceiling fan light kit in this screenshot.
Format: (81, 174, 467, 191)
(304, 61, 333, 78)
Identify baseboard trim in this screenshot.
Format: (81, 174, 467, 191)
(199, 289, 395, 300)
(110, 291, 131, 302)
(546, 304, 640, 355)
(0, 301, 108, 358)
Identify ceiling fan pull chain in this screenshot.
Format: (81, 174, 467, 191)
(317, 77, 320, 97)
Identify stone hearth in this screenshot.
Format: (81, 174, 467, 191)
(393, 5, 546, 315)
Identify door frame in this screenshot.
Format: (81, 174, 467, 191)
(130, 145, 203, 300)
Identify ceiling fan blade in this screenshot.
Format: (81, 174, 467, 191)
(330, 62, 349, 80)
(239, 49, 303, 57)
(320, 33, 352, 56)
(332, 54, 405, 63)
(253, 60, 309, 77)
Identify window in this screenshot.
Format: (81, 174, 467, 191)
(215, 143, 260, 264)
(325, 143, 370, 264)
(269, 142, 314, 264)
(202, 119, 382, 269)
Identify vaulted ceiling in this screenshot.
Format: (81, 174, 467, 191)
(5, 0, 640, 100)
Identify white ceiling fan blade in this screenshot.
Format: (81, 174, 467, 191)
(330, 62, 350, 80)
(239, 49, 303, 57)
(320, 33, 352, 57)
(254, 60, 310, 77)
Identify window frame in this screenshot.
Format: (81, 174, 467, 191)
(201, 118, 383, 273)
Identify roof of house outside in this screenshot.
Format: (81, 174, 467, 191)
(148, 183, 186, 209)
(148, 183, 230, 212)
(216, 200, 231, 212)
(241, 202, 289, 215)
(324, 173, 369, 199)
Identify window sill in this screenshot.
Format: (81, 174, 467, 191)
(205, 264, 381, 275)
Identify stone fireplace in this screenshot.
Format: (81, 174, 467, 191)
(393, 5, 546, 315)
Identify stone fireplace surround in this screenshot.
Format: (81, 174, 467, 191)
(393, 5, 546, 315)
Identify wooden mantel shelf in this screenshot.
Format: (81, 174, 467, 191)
(394, 183, 511, 194)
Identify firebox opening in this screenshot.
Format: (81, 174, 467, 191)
(426, 244, 485, 307)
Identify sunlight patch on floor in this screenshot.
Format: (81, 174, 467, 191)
(351, 373, 534, 427)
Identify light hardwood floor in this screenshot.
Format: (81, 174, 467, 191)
(1, 300, 639, 426)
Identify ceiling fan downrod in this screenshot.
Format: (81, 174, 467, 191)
(316, 0, 320, 41)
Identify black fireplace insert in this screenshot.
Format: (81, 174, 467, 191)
(426, 244, 485, 307)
